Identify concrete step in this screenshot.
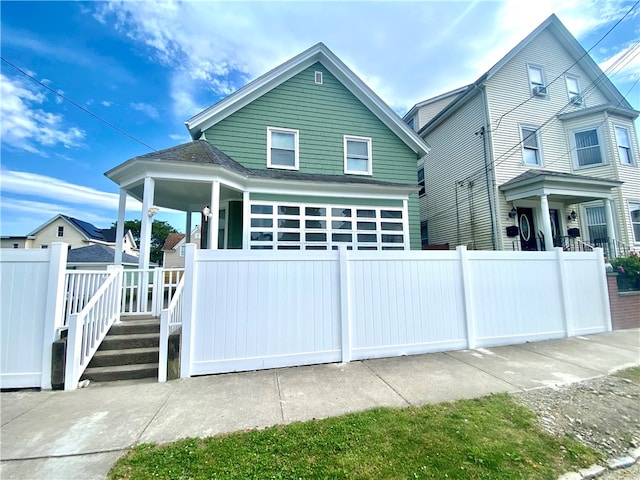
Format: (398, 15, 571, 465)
(99, 332, 159, 351)
(88, 347, 159, 367)
(108, 319, 160, 335)
(81, 363, 158, 383)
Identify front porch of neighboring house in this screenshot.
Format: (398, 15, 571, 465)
(106, 141, 417, 270)
(499, 170, 627, 258)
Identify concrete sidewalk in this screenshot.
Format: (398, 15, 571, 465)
(2, 329, 639, 480)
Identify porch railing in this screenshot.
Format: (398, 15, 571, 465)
(512, 236, 629, 257)
(65, 266, 123, 390)
(121, 268, 184, 316)
(158, 275, 184, 383)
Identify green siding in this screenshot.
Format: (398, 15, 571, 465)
(251, 193, 403, 207)
(227, 201, 243, 249)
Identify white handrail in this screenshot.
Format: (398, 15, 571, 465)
(158, 276, 184, 383)
(63, 270, 110, 326)
(64, 266, 123, 390)
(576, 239, 594, 251)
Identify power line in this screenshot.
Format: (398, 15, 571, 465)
(1, 56, 158, 152)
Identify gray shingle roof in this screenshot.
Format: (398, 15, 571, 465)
(67, 244, 140, 264)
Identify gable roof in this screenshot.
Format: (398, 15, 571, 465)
(28, 214, 104, 240)
(67, 244, 140, 265)
(185, 43, 429, 157)
(415, 14, 637, 135)
(162, 233, 185, 251)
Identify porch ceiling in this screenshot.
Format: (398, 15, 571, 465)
(128, 180, 242, 212)
(499, 169, 622, 203)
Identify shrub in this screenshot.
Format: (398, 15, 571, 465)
(610, 251, 640, 291)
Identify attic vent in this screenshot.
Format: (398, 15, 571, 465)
(315, 71, 323, 84)
(532, 85, 547, 97)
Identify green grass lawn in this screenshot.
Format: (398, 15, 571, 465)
(614, 365, 640, 383)
(109, 393, 600, 480)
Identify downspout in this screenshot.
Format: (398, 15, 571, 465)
(479, 86, 498, 250)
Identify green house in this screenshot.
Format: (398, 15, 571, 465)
(106, 43, 429, 267)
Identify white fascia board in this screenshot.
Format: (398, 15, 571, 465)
(247, 180, 416, 199)
(184, 43, 429, 157)
(403, 85, 469, 121)
(27, 214, 90, 240)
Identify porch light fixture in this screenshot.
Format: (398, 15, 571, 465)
(568, 210, 577, 221)
(202, 206, 213, 219)
(148, 207, 159, 218)
(508, 207, 517, 219)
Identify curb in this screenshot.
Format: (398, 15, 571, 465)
(558, 447, 640, 480)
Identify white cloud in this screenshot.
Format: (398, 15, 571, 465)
(100, 100, 113, 107)
(0, 73, 86, 155)
(599, 41, 640, 84)
(130, 102, 160, 119)
(169, 133, 191, 143)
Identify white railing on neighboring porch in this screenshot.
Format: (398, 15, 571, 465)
(65, 266, 123, 390)
(158, 275, 185, 383)
(121, 268, 184, 317)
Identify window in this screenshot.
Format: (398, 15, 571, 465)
(574, 128, 603, 167)
(314, 71, 323, 84)
(520, 126, 542, 166)
(417, 165, 425, 197)
(630, 203, 640, 243)
(344, 136, 372, 175)
(420, 221, 428, 247)
(615, 126, 633, 165)
(566, 75, 582, 104)
(57, 226, 64, 237)
(585, 206, 607, 242)
(528, 65, 547, 96)
(267, 127, 299, 170)
(179, 245, 185, 257)
(407, 117, 415, 131)
(13, 243, 18, 249)
(41, 245, 48, 249)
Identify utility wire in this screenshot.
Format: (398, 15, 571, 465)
(1, 56, 158, 152)
(490, 0, 639, 133)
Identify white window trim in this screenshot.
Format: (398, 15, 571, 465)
(314, 71, 323, 84)
(343, 135, 373, 176)
(614, 125, 634, 166)
(527, 63, 547, 97)
(629, 201, 640, 244)
(267, 127, 299, 171)
(570, 126, 605, 169)
(565, 74, 581, 95)
(519, 124, 544, 167)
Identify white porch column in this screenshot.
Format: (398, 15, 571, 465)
(603, 198, 617, 243)
(208, 181, 220, 250)
(139, 177, 155, 269)
(185, 210, 192, 243)
(539, 194, 554, 251)
(114, 188, 127, 265)
(242, 191, 250, 249)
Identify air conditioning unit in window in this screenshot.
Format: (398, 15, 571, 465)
(532, 85, 548, 97)
(569, 94, 583, 106)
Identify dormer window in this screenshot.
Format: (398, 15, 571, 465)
(528, 65, 547, 97)
(566, 75, 582, 105)
(267, 127, 299, 170)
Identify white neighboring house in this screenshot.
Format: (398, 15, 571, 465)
(404, 14, 639, 256)
(3, 214, 139, 256)
(161, 226, 201, 268)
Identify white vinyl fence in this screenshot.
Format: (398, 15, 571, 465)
(0, 243, 67, 389)
(180, 245, 611, 378)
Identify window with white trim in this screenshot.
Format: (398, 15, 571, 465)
(528, 65, 547, 96)
(179, 245, 185, 257)
(630, 203, 640, 243)
(249, 202, 405, 250)
(615, 126, 633, 165)
(565, 75, 583, 105)
(520, 126, 542, 166)
(417, 165, 425, 197)
(314, 71, 323, 84)
(573, 128, 603, 167)
(344, 136, 372, 175)
(267, 127, 299, 170)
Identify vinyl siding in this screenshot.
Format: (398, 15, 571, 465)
(416, 92, 462, 131)
(421, 92, 494, 250)
(32, 220, 87, 249)
(205, 62, 422, 248)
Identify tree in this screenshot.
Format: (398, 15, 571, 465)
(113, 220, 178, 265)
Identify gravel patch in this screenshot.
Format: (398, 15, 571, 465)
(514, 374, 640, 479)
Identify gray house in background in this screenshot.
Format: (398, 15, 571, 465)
(67, 244, 141, 270)
(405, 14, 639, 256)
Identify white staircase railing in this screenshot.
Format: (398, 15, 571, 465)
(121, 268, 184, 317)
(64, 266, 123, 390)
(158, 276, 185, 383)
(63, 271, 111, 326)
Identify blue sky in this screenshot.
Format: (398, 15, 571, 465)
(1, 0, 639, 236)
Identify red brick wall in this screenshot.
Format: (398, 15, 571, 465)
(607, 274, 640, 330)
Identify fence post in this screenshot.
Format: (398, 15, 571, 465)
(339, 247, 352, 363)
(41, 242, 68, 390)
(180, 244, 197, 378)
(152, 267, 162, 316)
(555, 247, 573, 337)
(158, 310, 168, 383)
(594, 248, 613, 332)
(64, 313, 82, 391)
(457, 246, 477, 349)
